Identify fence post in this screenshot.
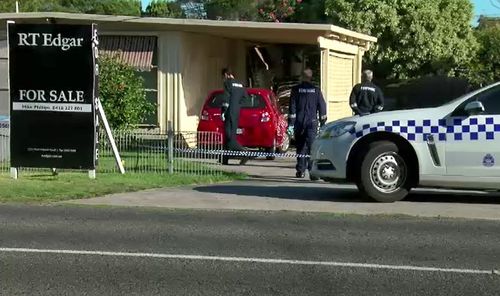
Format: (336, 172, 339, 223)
(167, 121, 174, 174)
(10, 167, 18, 180)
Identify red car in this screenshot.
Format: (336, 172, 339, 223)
(197, 88, 290, 162)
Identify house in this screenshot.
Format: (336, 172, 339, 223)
(0, 12, 377, 133)
(478, 15, 500, 29)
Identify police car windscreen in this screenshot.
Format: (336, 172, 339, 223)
(209, 93, 266, 109)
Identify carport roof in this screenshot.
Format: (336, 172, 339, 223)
(0, 12, 377, 46)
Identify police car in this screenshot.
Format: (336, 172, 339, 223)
(310, 82, 500, 203)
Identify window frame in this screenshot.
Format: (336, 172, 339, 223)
(451, 84, 500, 117)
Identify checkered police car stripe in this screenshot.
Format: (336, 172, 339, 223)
(350, 117, 500, 142)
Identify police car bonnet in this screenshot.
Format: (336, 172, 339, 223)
(17, 32, 84, 51)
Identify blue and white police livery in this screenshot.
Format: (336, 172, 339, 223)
(310, 82, 500, 202)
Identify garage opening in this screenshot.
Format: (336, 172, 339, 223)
(246, 44, 321, 119)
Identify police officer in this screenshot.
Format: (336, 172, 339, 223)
(220, 68, 250, 165)
(349, 70, 385, 116)
(288, 68, 327, 179)
(221, 68, 248, 151)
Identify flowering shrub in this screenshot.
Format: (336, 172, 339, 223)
(257, 0, 302, 22)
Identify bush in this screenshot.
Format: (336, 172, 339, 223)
(462, 27, 500, 88)
(99, 54, 155, 129)
(144, 0, 184, 17)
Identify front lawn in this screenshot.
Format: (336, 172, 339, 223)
(0, 171, 244, 203)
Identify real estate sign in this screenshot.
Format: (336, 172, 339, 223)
(8, 23, 98, 169)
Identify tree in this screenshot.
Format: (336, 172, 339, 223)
(0, 0, 62, 12)
(290, 0, 328, 24)
(0, 0, 142, 16)
(99, 55, 155, 129)
(257, 0, 302, 22)
(204, 0, 257, 20)
(463, 27, 500, 88)
(144, 0, 184, 18)
(59, 0, 141, 16)
(325, 0, 478, 80)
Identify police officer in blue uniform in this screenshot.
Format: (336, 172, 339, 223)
(220, 68, 250, 165)
(288, 68, 327, 179)
(349, 70, 384, 116)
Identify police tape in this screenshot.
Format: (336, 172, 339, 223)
(138, 145, 310, 158)
(174, 148, 311, 158)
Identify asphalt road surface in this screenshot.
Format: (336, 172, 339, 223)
(1, 205, 500, 296)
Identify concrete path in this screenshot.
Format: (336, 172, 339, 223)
(67, 158, 500, 221)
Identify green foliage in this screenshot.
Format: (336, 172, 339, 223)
(144, 0, 184, 17)
(205, 0, 257, 20)
(325, 0, 478, 80)
(290, 0, 328, 23)
(60, 0, 141, 15)
(99, 55, 154, 129)
(0, 0, 141, 15)
(0, 0, 62, 12)
(463, 27, 500, 87)
(257, 0, 302, 22)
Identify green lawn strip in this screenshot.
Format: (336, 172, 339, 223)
(0, 171, 245, 203)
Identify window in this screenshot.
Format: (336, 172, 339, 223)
(453, 85, 500, 116)
(100, 35, 158, 126)
(208, 93, 267, 109)
(136, 65, 158, 126)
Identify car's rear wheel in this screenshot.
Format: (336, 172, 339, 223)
(356, 141, 412, 203)
(277, 133, 290, 153)
(265, 138, 277, 160)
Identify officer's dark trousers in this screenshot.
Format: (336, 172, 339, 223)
(223, 106, 243, 151)
(294, 122, 318, 173)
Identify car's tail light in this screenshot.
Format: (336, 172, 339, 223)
(201, 110, 209, 121)
(261, 112, 271, 123)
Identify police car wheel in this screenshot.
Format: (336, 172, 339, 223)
(357, 141, 411, 203)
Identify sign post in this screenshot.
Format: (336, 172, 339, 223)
(8, 23, 98, 176)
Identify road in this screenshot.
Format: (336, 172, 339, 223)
(1, 205, 500, 295)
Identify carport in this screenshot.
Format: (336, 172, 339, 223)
(0, 12, 377, 132)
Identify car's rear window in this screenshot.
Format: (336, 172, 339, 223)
(208, 93, 267, 109)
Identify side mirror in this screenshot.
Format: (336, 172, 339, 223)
(464, 101, 485, 116)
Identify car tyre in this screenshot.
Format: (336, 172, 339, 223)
(277, 133, 290, 154)
(220, 155, 229, 165)
(265, 138, 277, 160)
(265, 147, 276, 160)
(356, 141, 412, 203)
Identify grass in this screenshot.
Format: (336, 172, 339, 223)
(0, 140, 240, 203)
(0, 171, 245, 203)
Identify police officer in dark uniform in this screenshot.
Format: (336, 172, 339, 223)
(349, 70, 385, 115)
(288, 68, 327, 179)
(220, 68, 250, 165)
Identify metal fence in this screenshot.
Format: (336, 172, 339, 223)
(0, 124, 224, 176)
(99, 129, 224, 175)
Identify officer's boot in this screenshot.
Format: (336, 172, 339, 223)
(295, 171, 305, 178)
